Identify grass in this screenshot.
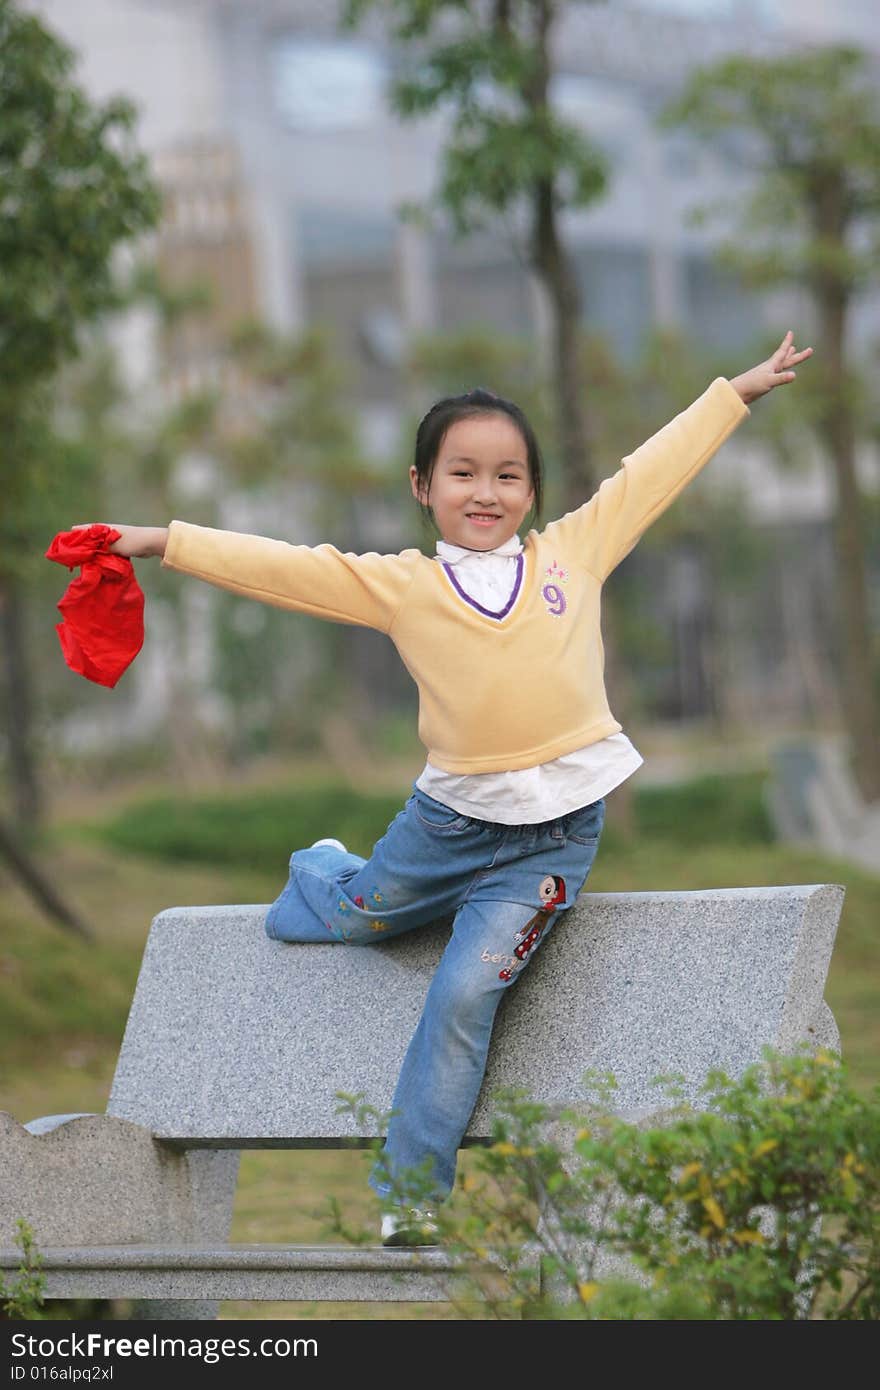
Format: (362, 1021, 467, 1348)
(1, 767, 877, 1320)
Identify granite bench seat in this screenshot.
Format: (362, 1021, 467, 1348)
(12, 1243, 462, 1304)
(0, 884, 844, 1318)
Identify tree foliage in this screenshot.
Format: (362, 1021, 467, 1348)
(342, 0, 607, 237)
(332, 1046, 880, 1319)
(0, 0, 161, 397)
(0, 0, 160, 575)
(659, 45, 880, 294)
(660, 42, 880, 800)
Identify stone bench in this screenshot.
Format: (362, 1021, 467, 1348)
(0, 884, 844, 1318)
(764, 735, 880, 874)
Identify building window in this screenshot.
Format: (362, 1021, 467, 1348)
(621, 0, 780, 24)
(574, 245, 653, 362)
(295, 207, 395, 267)
(682, 253, 759, 350)
(271, 39, 388, 132)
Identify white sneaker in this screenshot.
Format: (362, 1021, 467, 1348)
(381, 1207, 440, 1247)
(309, 838, 347, 852)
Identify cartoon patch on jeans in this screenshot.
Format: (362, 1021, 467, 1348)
(498, 875, 566, 981)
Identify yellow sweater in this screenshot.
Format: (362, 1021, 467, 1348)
(162, 376, 749, 773)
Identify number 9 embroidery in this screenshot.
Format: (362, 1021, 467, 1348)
(542, 582, 567, 617)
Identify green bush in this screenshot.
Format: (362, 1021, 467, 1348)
(82, 772, 774, 869)
(0, 1221, 46, 1320)
(331, 1046, 879, 1320)
(81, 785, 407, 871)
(633, 771, 774, 848)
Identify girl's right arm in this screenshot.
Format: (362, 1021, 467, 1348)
(71, 523, 168, 558)
(158, 519, 418, 633)
(73, 519, 420, 635)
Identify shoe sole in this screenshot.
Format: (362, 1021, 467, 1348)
(382, 1230, 440, 1247)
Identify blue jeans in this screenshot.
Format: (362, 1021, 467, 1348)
(264, 785, 605, 1204)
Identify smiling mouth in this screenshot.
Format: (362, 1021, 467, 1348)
(467, 513, 501, 523)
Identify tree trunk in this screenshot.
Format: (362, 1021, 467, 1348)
(535, 195, 593, 507)
(525, 0, 636, 841)
(810, 177, 880, 801)
(815, 318, 880, 800)
(0, 575, 43, 828)
(0, 813, 92, 939)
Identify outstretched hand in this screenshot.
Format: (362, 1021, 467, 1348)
(730, 331, 813, 405)
(69, 523, 168, 558)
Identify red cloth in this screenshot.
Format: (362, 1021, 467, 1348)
(46, 525, 145, 688)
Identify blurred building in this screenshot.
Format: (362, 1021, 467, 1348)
(25, 0, 880, 430)
(24, 0, 880, 747)
(151, 138, 260, 403)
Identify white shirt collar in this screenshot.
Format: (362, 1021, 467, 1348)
(436, 535, 524, 564)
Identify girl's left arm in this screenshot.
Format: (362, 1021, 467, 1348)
(544, 332, 812, 583)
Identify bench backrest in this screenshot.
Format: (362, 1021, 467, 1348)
(106, 885, 843, 1146)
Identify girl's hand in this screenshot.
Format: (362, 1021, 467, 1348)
(71, 523, 169, 558)
(730, 331, 813, 405)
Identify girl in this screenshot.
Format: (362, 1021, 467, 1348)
(81, 330, 811, 1246)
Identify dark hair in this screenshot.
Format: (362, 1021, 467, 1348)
(412, 387, 544, 532)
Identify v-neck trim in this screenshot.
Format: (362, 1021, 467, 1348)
(440, 550, 526, 621)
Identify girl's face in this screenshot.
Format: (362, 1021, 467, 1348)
(410, 413, 534, 551)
